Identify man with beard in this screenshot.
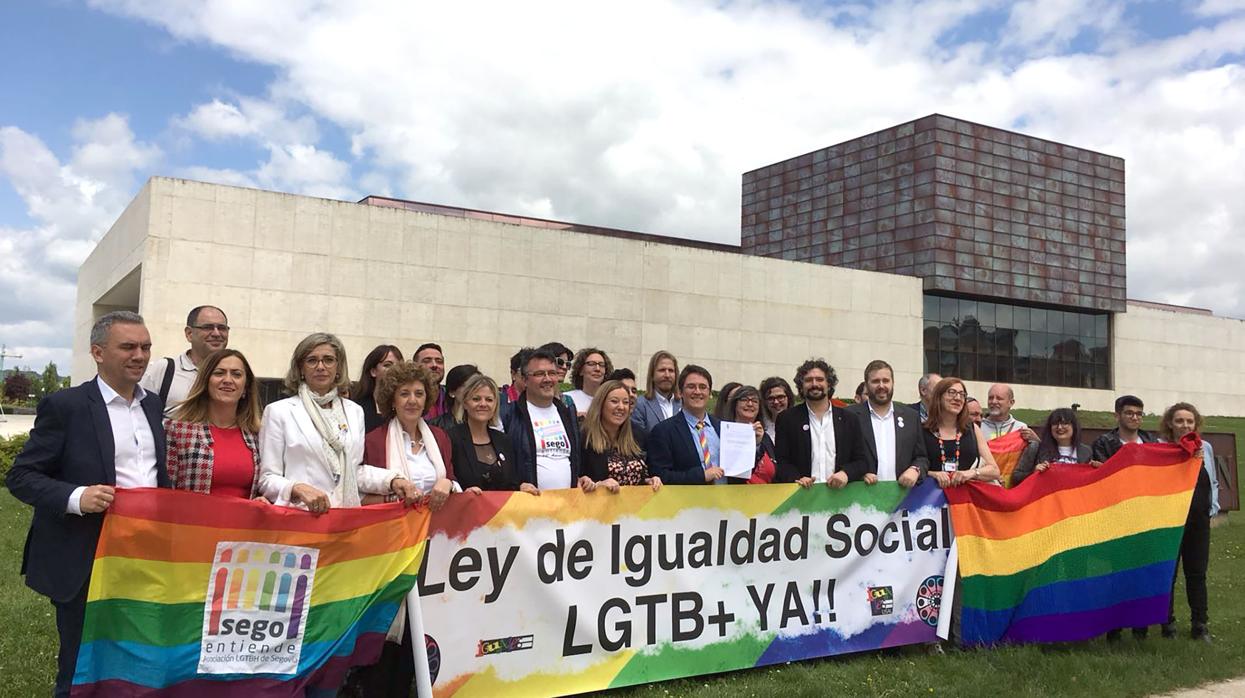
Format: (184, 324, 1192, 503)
(415, 342, 449, 419)
(847, 360, 928, 487)
(774, 358, 866, 487)
(982, 383, 1038, 443)
(632, 350, 681, 437)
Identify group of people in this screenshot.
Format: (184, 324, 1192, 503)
(5, 306, 1222, 697)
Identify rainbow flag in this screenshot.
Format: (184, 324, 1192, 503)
(945, 437, 1202, 645)
(71, 488, 430, 696)
(987, 430, 1028, 488)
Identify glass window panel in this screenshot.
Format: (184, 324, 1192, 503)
(1014, 357, 1031, 384)
(1093, 362, 1109, 390)
(1080, 313, 1096, 338)
(1013, 306, 1031, 331)
(924, 295, 940, 322)
(941, 296, 960, 323)
(925, 350, 938, 375)
(995, 303, 1014, 329)
(959, 352, 977, 380)
(939, 351, 958, 376)
(939, 324, 958, 351)
(1031, 308, 1048, 332)
(924, 322, 940, 351)
(1051, 311, 1067, 335)
(996, 356, 1014, 383)
(994, 327, 1015, 356)
(960, 300, 978, 325)
(1014, 329, 1030, 356)
(1095, 314, 1109, 339)
(959, 324, 979, 352)
(1029, 357, 1047, 385)
(977, 302, 996, 328)
(978, 354, 997, 380)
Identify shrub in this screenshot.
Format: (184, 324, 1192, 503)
(0, 433, 29, 487)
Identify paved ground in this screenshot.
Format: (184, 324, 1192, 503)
(1157, 677, 1245, 697)
(0, 414, 34, 438)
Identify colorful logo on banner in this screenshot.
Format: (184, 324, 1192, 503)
(198, 542, 319, 674)
(868, 586, 894, 616)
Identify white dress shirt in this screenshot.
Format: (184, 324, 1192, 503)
(68, 377, 159, 515)
(655, 391, 676, 420)
(808, 405, 837, 483)
(869, 402, 898, 481)
(139, 351, 200, 416)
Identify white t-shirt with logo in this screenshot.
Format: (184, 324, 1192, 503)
(528, 402, 572, 489)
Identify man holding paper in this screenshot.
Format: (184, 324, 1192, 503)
(773, 358, 867, 488)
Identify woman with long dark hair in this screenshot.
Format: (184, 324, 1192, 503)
(351, 344, 403, 432)
(726, 385, 776, 484)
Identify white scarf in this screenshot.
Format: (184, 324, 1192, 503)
(383, 415, 445, 643)
(297, 382, 360, 508)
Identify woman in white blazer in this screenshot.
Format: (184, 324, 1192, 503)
(258, 332, 419, 512)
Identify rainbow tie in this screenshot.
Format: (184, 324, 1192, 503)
(696, 421, 710, 468)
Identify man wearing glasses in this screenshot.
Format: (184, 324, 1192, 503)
(1091, 395, 1156, 462)
(140, 305, 229, 415)
(505, 348, 582, 490)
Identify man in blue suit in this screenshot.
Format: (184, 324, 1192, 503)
(647, 364, 727, 485)
(7, 311, 169, 697)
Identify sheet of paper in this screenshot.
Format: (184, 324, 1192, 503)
(719, 421, 756, 479)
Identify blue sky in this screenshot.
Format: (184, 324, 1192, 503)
(3, 0, 1245, 371)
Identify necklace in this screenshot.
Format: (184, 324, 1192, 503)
(938, 430, 962, 471)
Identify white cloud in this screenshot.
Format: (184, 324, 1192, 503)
(0, 116, 161, 369)
(0, 0, 1237, 329)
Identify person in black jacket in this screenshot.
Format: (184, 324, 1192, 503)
(1091, 395, 1157, 462)
(6, 311, 171, 697)
(845, 359, 928, 487)
(503, 349, 581, 490)
(447, 374, 533, 493)
(773, 359, 867, 487)
(578, 380, 661, 493)
(647, 365, 727, 485)
(1010, 408, 1098, 487)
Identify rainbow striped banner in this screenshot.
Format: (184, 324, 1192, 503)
(418, 481, 953, 696)
(945, 437, 1202, 645)
(71, 488, 429, 696)
(987, 430, 1028, 488)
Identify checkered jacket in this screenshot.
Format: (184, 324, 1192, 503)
(164, 419, 261, 497)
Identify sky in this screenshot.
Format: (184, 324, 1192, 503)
(2, 0, 1244, 373)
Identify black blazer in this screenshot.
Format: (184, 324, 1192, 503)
(846, 401, 930, 479)
(447, 423, 520, 491)
(6, 379, 169, 603)
(647, 412, 723, 485)
(773, 402, 867, 483)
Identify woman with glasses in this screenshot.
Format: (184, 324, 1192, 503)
(726, 385, 776, 484)
(1009, 408, 1096, 487)
(564, 348, 613, 416)
(920, 377, 1000, 489)
(258, 333, 420, 513)
(759, 376, 794, 443)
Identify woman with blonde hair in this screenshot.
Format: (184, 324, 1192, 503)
(258, 333, 419, 513)
(578, 379, 661, 493)
(165, 349, 263, 498)
(447, 373, 533, 493)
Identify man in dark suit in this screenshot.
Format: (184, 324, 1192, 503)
(774, 359, 866, 487)
(846, 360, 928, 487)
(647, 364, 726, 485)
(6, 311, 169, 697)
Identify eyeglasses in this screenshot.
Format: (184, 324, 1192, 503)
(583, 361, 606, 369)
(304, 356, 338, 367)
(738, 396, 760, 404)
(1121, 410, 1144, 418)
(765, 395, 788, 403)
(683, 383, 710, 393)
(945, 389, 967, 399)
(192, 324, 230, 333)
(528, 370, 558, 379)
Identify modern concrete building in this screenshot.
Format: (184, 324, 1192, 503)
(75, 115, 1245, 416)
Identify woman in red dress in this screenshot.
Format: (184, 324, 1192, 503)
(164, 349, 263, 498)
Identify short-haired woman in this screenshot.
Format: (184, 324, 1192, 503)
(165, 349, 263, 498)
(352, 344, 403, 433)
(578, 379, 661, 493)
(258, 333, 419, 513)
(564, 347, 613, 416)
(362, 361, 458, 509)
(1157, 402, 1219, 641)
(447, 374, 534, 494)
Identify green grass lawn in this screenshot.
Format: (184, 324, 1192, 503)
(2, 409, 1242, 696)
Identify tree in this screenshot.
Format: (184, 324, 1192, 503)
(4, 372, 33, 402)
(41, 361, 62, 397)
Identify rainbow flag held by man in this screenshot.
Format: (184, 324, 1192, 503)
(945, 436, 1203, 645)
(71, 488, 430, 696)
(986, 430, 1028, 488)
